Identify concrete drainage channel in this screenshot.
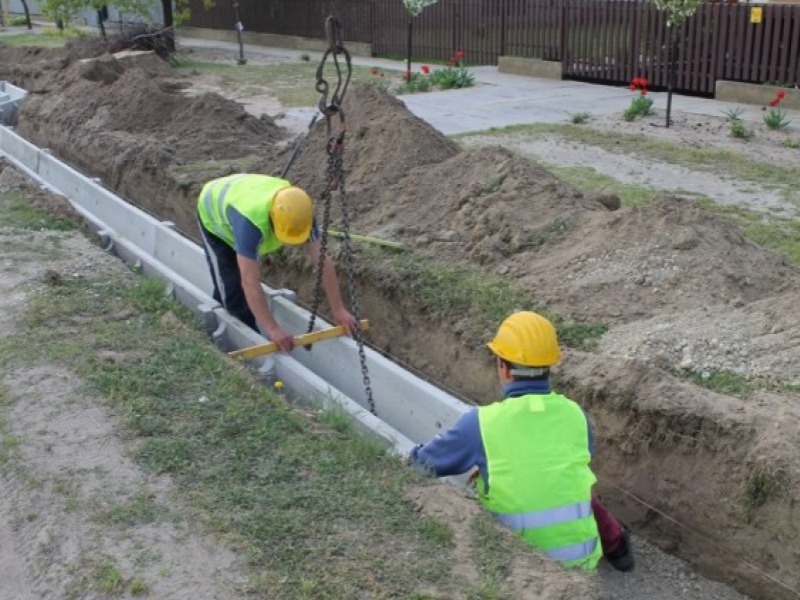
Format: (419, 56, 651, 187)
(0, 81, 27, 126)
(0, 122, 470, 456)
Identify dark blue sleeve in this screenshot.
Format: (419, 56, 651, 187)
(584, 411, 595, 457)
(308, 216, 320, 243)
(227, 205, 261, 260)
(409, 408, 486, 477)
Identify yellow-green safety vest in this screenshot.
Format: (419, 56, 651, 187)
(477, 392, 602, 570)
(197, 174, 290, 257)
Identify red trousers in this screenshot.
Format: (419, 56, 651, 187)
(592, 495, 625, 555)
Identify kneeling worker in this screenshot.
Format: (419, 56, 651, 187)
(197, 174, 358, 353)
(409, 311, 634, 571)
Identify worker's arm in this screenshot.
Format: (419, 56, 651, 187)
(237, 254, 294, 353)
(307, 239, 359, 336)
(409, 408, 487, 482)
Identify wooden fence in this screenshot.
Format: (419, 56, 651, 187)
(561, 0, 800, 94)
(186, 0, 800, 94)
(186, 0, 373, 44)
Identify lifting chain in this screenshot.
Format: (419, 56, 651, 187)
(306, 13, 376, 416)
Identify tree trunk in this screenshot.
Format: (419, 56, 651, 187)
(161, 0, 174, 29)
(665, 25, 676, 129)
(159, 0, 176, 52)
(20, 0, 32, 29)
(406, 16, 413, 79)
(232, 1, 245, 64)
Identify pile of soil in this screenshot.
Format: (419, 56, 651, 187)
(5, 41, 800, 599)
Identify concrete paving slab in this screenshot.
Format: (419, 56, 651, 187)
(178, 36, 799, 136)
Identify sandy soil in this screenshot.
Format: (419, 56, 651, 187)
(2, 37, 799, 600)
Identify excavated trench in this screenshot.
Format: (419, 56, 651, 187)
(3, 42, 800, 600)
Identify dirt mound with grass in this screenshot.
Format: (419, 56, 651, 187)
(287, 83, 460, 198)
(15, 51, 289, 229)
(8, 43, 800, 600)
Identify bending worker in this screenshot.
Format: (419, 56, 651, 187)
(409, 311, 634, 572)
(197, 173, 358, 352)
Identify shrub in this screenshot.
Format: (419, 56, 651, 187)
(623, 77, 654, 121)
(729, 118, 753, 140)
(429, 50, 475, 90)
(763, 90, 791, 130)
(568, 111, 591, 124)
(366, 67, 390, 92)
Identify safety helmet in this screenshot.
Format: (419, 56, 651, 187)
(487, 311, 561, 367)
(270, 186, 314, 245)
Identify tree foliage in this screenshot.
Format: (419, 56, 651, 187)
(652, 0, 701, 27)
(402, 0, 438, 18)
(40, 0, 215, 29)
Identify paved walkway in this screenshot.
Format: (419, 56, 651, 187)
(178, 36, 799, 136)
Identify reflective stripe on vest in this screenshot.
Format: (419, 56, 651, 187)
(545, 537, 598, 563)
(493, 500, 592, 531)
(477, 392, 601, 570)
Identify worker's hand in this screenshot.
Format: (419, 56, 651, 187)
(333, 307, 360, 337)
(266, 324, 295, 353)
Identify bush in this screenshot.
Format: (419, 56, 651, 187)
(729, 118, 753, 140)
(623, 96, 654, 121)
(763, 90, 791, 130)
(623, 77, 654, 121)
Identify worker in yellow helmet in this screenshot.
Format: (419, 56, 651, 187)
(409, 311, 634, 572)
(197, 174, 358, 352)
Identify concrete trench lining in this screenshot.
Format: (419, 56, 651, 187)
(0, 122, 470, 455)
(0, 81, 27, 126)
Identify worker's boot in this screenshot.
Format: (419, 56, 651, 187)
(606, 529, 635, 572)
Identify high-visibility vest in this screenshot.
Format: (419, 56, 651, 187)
(197, 174, 290, 257)
(477, 393, 602, 570)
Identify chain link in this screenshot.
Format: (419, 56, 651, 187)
(306, 9, 376, 415)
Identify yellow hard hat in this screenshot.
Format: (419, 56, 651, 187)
(270, 186, 313, 245)
(487, 311, 561, 367)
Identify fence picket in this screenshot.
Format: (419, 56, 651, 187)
(187, 0, 800, 93)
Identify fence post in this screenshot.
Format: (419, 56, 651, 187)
(560, 0, 567, 71)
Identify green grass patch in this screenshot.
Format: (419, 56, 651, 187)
(361, 247, 607, 351)
(696, 200, 800, 266)
(0, 258, 520, 599)
(97, 491, 162, 527)
(0, 31, 76, 48)
(742, 466, 789, 522)
(545, 164, 658, 208)
(685, 369, 756, 397)
(173, 60, 399, 108)
(465, 123, 800, 201)
(66, 557, 125, 599)
(0, 190, 78, 230)
(0, 384, 20, 468)
(470, 515, 514, 592)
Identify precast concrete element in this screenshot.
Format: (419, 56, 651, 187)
(0, 81, 27, 126)
(0, 123, 470, 455)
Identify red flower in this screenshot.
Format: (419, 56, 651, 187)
(769, 99, 779, 107)
(640, 89, 648, 96)
(421, 65, 430, 75)
(629, 84, 636, 91)
(449, 56, 456, 65)
(370, 68, 379, 76)
(456, 50, 465, 59)
(776, 90, 786, 99)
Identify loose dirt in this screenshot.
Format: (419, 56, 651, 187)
(2, 36, 799, 600)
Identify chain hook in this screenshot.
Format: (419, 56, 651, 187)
(307, 12, 375, 415)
